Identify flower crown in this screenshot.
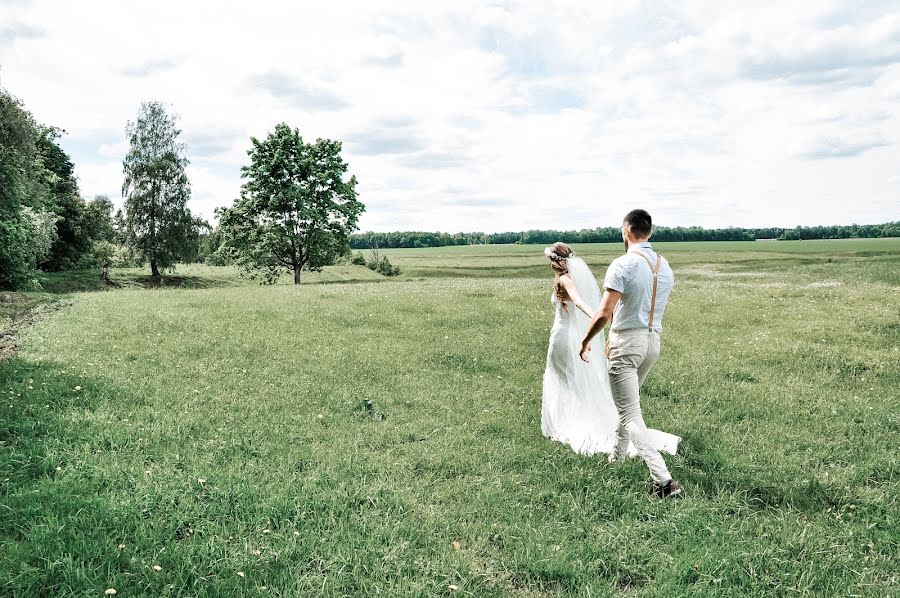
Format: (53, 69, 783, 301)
(544, 247, 573, 261)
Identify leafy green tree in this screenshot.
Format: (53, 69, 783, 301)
(181, 217, 212, 263)
(35, 129, 93, 270)
(22, 206, 59, 265)
(196, 225, 231, 265)
(122, 101, 197, 278)
(83, 195, 117, 243)
(0, 88, 46, 289)
(218, 123, 364, 284)
(113, 208, 128, 243)
(0, 214, 35, 289)
(90, 240, 117, 266)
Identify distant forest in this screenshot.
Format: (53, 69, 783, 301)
(350, 222, 900, 249)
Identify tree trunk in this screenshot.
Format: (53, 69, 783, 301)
(293, 264, 301, 285)
(151, 260, 161, 278)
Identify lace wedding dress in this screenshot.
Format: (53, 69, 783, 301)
(541, 256, 680, 457)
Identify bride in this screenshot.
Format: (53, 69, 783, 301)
(541, 242, 680, 458)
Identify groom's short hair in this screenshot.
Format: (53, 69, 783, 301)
(623, 209, 652, 238)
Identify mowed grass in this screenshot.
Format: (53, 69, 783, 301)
(1, 239, 899, 596)
(37, 264, 386, 294)
(383, 238, 900, 284)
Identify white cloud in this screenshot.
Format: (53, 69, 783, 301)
(1, 0, 898, 232)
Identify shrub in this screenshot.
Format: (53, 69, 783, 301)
(23, 207, 59, 265)
(351, 252, 367, 266)
(90, 240, 117, 265)
(205, 246, 231, 266)
(378, 257, 400, 276)
(0, 211, 38, 290)
(112, 244, 143, 267)
(366, 255, 400, 277)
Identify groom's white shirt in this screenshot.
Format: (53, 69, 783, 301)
(603, 242, 674, 333)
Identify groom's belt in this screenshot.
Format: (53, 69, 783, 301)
(610, 327, 661, 334)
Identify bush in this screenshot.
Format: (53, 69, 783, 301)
(366, 255, 400, 277)
(23, 207, 59, 265)
(90, 240, 117, 265)
(74, 253, 99, 270)
(351, 252, 367, 266)
(112, 244, 143, 267)
(0, 212, 38, 290)
(377, 257, 400, 276)
(0, 89, 44, 289)
(74, 241, 143, 270)
(205, 246, 231, 266)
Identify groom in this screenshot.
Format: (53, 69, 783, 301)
(579, 209, 681, 499)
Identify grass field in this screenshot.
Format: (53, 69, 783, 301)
(2, 239, 898, 596)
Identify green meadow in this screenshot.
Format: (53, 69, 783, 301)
(1, 238, 898, 596)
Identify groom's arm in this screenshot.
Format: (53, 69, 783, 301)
(579, 289, 621, 362)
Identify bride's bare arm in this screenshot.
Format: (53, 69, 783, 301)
(559, 275, 595, 319)
(579, 289, 621, 362)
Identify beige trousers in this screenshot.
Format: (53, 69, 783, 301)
(607, 328, 672, 483)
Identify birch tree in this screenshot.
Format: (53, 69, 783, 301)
(122, 101, 197, 277)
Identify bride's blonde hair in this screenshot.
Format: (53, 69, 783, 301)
(545, 242, 574, 308)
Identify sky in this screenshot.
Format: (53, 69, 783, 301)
(1, 0, 899, 233)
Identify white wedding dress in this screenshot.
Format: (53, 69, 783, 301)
(541, 257, 680, 457)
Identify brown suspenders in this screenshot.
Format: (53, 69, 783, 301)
(606, 250, 664, 357)
(634, 250, 663, 331)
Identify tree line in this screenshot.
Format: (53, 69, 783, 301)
(1, 90, 212, 289)
(1, 90, 122, 288)
(1, 87, 363, 290)
(349, 223, 900, 249)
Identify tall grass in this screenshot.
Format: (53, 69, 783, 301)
(2, 240, 898, 596)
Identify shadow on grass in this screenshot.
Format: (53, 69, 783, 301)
(38, 270, 237, 294)
(39, 269, 391, 294)
(676, 433, 846, 513)
(0, 358, 132, 595)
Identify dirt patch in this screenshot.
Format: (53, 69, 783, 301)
(0, 293, 67, 361)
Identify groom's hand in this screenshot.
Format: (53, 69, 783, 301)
(579, 341, 592, 363)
